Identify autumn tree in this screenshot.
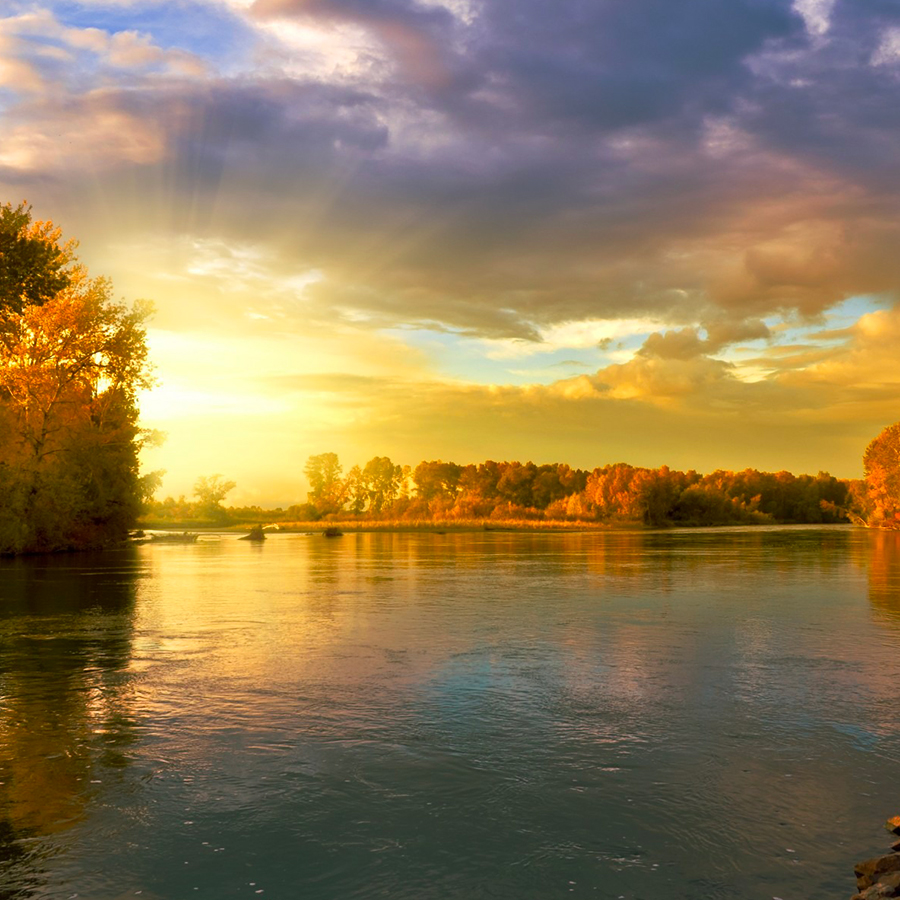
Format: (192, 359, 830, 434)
(194, 474, 236, 523)
(0, 202, 156, 553)
(413, 460, 463, 501)
(496, 461, 538, 508)
(344, 465, 366, 514)
(304, 452, 344, 514)
(358, 456, 403, 514)
(455, 461, 502, 516)
(863, 421, 900, 529)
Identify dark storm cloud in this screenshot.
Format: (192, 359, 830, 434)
(240, 0, 900, 336)
(8, 0, 900, 342)
(254, 0, 800, 131)
(739, 2, 900, 180)
(474, 0, 799, 131)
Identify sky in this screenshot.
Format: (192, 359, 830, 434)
(2, 0, 900, 504)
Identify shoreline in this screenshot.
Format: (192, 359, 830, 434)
(136, 519, 860, 536)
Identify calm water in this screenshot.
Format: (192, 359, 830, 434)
(1, 527, 899, 900)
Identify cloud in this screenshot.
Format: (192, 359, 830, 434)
(705, 318, 771, 349)
(7, 0, 900, 495)
(872, 26, 900, 66)
(0, 91, 168, 172)
(638, 328, 708, 361)
(6, 0, 900, 345)
(251, 0, 468, 92)
(793, 0, 836, 37)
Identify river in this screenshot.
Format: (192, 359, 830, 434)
(1, 526, 898, 899)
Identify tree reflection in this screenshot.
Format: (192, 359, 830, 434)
(0, 549, 142, 896)
(866, 529, 900, 628)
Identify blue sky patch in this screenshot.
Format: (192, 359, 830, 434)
(46, 0, 256, 66)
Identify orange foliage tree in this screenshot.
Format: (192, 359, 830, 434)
(0, 202, 156, 553)
(863, 422, 900, 529)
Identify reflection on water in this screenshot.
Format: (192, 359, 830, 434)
(0, 529, 898, 900)
(864, 529, 900, 628)
(0, 550, 143, 897)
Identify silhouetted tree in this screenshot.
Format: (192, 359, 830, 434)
(359, 456, 403, 514)
(304, 452, 344, 514)
(194, 474, 236, 522)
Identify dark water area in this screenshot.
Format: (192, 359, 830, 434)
(1, 526, 899, 900)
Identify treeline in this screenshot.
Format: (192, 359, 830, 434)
(146, 453, 857, 528)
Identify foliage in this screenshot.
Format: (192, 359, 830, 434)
(0, 203, 156, 553)
(304, 452, 344, 515)
(863, 422, 900, 529)
(194, 474, 236, 523)
(413, 460, 463, 501)
(144, 452, 854, 530)
(358, 456, 405, 513)
(0, 202, 77, 313)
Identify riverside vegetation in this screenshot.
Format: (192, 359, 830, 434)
(146, 442, 900, 532)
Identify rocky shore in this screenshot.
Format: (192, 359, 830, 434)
(851, 817, 900, 898)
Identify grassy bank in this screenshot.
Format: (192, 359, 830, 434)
(138, 517, 623, 533)
(273, 518, 618, 533)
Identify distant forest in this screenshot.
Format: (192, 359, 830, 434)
(145, 455, 862, 529)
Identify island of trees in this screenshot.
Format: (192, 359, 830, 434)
(145, 453, 864, 530)
(145, 426, 900, 535)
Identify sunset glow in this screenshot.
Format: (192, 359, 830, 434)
(3, 0, 899, 503)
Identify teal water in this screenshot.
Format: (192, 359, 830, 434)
(1, 527, 899, 899)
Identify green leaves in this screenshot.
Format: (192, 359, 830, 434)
(0, 202, 76, 314)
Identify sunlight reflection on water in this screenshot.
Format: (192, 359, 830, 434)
(0, 527, 898, 899)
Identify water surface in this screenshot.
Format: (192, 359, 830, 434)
(1, 526, 899, 899)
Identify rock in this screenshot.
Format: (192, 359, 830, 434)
(852, 873, 900, 899)
(886, 817, 900, 836)
(856, 854, 900, 890)
(892, 840, 900, 853)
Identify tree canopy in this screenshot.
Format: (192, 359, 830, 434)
(0, 202, 77, 313)
(304, 452, 344, 515)
(194, 474, 236, 523)
(863, 421, 900, 529)
(0, 202, 155, 553)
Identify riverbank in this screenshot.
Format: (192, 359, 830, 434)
(138, 517, 622, 534)
(137, 518, 864, 536)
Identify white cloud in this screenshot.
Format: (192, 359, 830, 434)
(253, 17, 386, 82)
(477, 317, 669, 360)
(792, 0, 836, 38)
(0, 7, 209, 92)
(179, 237, 324, 300)
(417, 0, 480, 27)
(872, 27, 900, 67)
(0, 101, 165, 171)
